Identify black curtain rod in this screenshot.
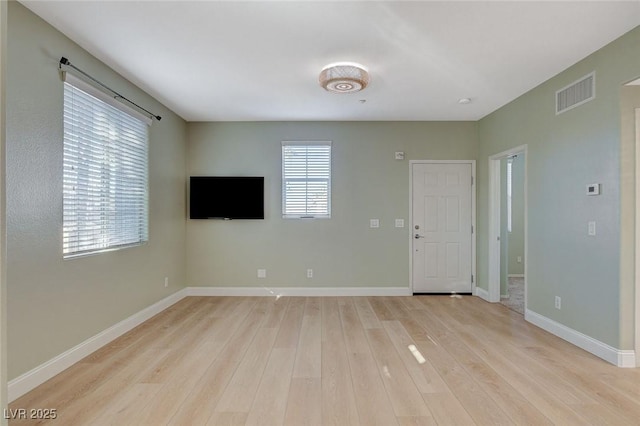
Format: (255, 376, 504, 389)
(59, 57, 162, 121)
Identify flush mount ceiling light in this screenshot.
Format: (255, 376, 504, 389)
(319, 62, 370, 93)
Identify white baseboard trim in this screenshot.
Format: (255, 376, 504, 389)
(8, 288, 189, 402)
(525, 309, 636, 368)
(475, 286, 491, 302)
(187, 286, 411, 297)
(508, 274, 525, 278)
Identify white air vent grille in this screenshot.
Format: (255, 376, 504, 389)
(556, 72, 595, 115)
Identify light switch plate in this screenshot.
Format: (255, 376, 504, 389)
(588, 221, 596, 236)
(370, 219, 380, 228)
(395, 151, 405, 160)
(395, 219, 404, 228)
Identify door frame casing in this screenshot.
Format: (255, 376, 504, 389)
(409, 160, 476, 294)
(488, 145, 528, 304)
(635, 108, 640, 366)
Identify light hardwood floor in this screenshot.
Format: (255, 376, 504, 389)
(9, 296, 640, 425)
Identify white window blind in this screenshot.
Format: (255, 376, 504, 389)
(282, 141, 331, 218)
(63, 79, 149, 258)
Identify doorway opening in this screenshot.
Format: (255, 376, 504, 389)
(488, 146, 527, 312)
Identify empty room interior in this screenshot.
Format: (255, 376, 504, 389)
(1, 0, 640, 424)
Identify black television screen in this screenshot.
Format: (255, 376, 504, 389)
(189, 176, 264, 219)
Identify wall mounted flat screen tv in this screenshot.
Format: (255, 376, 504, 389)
(189, 176, 264, 219)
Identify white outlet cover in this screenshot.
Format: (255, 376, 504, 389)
(588, 221, 596, 236)
(257, 269, 266, 278)
(370, 219, 380, 228)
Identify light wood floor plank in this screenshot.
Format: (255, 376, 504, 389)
(206, 412, 248, 426)
(421, 393, 476, 426)
(398, 310, 514, 426)
(127, 303, 251, 425)
(339, 299, 399, 425)
(353, 297, 381, 329)
(367, 296, 396, 321)
(320, 297, 360, 426)
(418, 297, 592, 424)
(396, 415, 438, 426)
(273, 297, 305, 349)
(283, 378, 322, 426)
(214, 307, 281, 412)
(381, 320, 450, 395)
(381, 297, 412, 320)
(365, 327, 432, 417)
(167, 298, 268, 425)
(412, 308, 553, 425)
(90, 383, 162, 426)
(292, 297, 322, 378)
(10, 295, 640, 426)
(245, 348, 296, 426)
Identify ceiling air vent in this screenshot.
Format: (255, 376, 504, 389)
(556, 72, 595, 115)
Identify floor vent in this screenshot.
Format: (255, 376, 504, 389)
(556, 72, 595, 115)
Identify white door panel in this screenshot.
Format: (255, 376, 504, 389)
(413, 163, 472, 293)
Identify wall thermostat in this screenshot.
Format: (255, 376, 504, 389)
(586, 183, 600, 195)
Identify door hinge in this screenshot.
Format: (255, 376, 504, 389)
(471, 176, 474, 186)
(471, 225, 474, 234)
(471, 275, 474, 283)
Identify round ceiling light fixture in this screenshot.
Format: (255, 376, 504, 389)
(319, 62, 370, 93)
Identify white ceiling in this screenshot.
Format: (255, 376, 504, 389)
(21, 1, 640, 122)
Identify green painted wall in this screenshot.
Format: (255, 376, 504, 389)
(6, 3, 188, 379)
(186, 121, 478, 288)
(477, 25, 640, 349)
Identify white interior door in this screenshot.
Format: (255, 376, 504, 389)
(412, 163, 472, 293)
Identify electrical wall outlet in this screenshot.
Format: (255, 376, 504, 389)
(370, 219, 380, 228)
(307, 269, 313, 278)
(517, 256, 522, 263)
(586, 183, 600, 195)
(257, 269, 266, 278)
(555, 296, 561, 310)
(588, 221, 596, 236)
(164, 277, 169, 288)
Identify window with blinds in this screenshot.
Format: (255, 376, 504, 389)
(63, 79, 149, 258)
(282, 141, 331, 218)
